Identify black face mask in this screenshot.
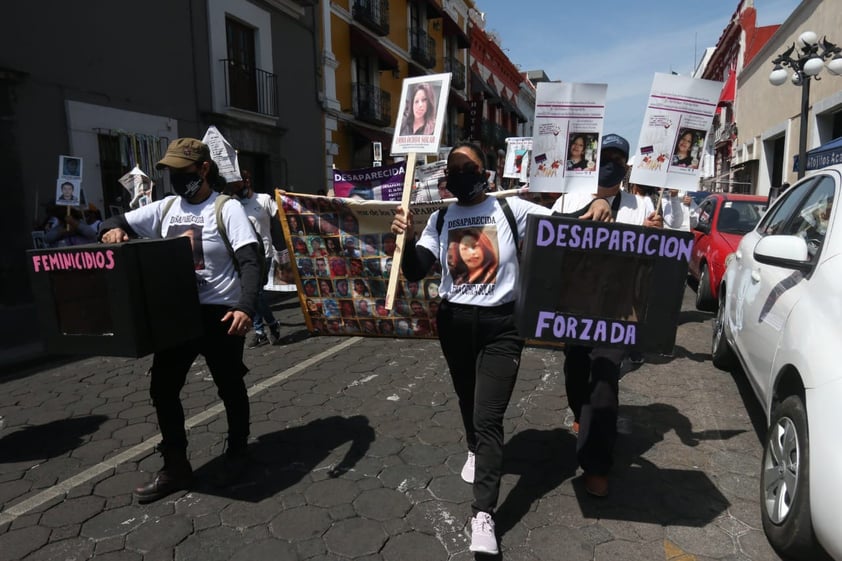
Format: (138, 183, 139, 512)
(170, 171, 203, 199)
(446, 172, 486, 203)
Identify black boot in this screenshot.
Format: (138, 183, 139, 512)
(211, 442, 250, 489)
(135, 446, 193, 504)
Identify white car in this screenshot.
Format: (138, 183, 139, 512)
(713, 165, 841, 560)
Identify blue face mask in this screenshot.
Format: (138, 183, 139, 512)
(170, 171, 203, 199)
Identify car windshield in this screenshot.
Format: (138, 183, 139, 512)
(717, 200, 767, 234)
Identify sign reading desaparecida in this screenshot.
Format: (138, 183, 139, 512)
(279, 192, 445, 338)
(516, 215, 693, 353)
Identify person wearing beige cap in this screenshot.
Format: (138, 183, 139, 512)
(98, 137, 262, 503)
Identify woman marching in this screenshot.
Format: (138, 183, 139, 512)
(99, 138, 262, 503)
(391, 141, 612, 554)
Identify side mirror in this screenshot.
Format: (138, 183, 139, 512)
(754, 235, 812, 272)
(694, 222, 710, 235)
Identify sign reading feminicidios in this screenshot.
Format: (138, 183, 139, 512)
(516, 215, 693, 353)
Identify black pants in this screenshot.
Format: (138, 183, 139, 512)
(149, 305, 250, 453)
(437, 300, 523, 515)
(563, 345, 625, 475)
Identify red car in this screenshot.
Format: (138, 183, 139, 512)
(690, 193, 767, 311)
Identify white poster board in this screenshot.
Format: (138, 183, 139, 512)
(630, 73, 723, 191)
(202, 125, 241, 183)
(391, 73, 452, 155)
(55, 178, 82, 206)
(118, 165, 155, 208)
(503, 137, 532, 179)
(529, 82, 607, 193)
(58, 155, 83, 180)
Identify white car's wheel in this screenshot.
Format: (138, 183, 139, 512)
(711, 294, 735, 370)
(761, 395, 822, 559)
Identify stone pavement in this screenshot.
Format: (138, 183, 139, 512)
(0, 290, 784, 560)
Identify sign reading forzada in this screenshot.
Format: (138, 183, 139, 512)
(516, 215, 694, 353)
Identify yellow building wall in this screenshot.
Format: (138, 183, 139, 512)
(331, 0, 457, 169)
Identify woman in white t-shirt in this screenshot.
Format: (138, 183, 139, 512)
(391, 141, 612, 555)
(99, 138, 261, 504)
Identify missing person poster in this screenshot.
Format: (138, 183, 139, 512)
(202, 125, 241, 183)
(516, 214, 694, 353)
(333, 163, 407, 201)
(529, 82, 607, 194)
(503, 137, 532, 181)
(392, 73, 452, 155)
(412, 160, 448, 203)
(631, 73, 723, 191)
(278, 192, 445, 338)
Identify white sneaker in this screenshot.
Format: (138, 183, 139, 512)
(460, 451, 475, 483)
(469, 511, 498, 554)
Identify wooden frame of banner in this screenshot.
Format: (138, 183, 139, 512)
(385, 155, 417, 310)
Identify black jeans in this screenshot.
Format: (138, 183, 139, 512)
(437, 300, 523, 515)
(563, 345, 625, 475)
(149, 305, 250, 453)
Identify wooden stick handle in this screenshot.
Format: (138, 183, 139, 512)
(385, 155, 418, 310)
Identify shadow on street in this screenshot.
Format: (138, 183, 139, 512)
(496, 402, 745, 536)
(194, 414, 375, 502)
(0, 415, 109, 462)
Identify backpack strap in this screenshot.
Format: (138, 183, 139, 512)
(435, 205, 448, 236)
(214, 194, 240, 275)
(497, 197, 519, 258)
(158, 196, 178, 238)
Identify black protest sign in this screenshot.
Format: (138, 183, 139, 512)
(516, 215, 694, 353)
(28, 237, 201, 357)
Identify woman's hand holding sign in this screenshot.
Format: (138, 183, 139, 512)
(391, 206, 415, 241)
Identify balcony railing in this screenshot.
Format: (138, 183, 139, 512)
(715, 121, 737, 144)
(352, 82, 391, 126)
(352, 0, 389, 35)
(220, 59, 278, 117)
(410, 28, 436, 69)
(445, 57, 466, 90)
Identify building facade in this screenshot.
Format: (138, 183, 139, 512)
(699, 0, 780, 193)
(0, 0, 322, 355)
(322, 0, 474, 176)
(735, 0, 842, 195)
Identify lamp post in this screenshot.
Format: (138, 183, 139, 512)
(769, 31, 842, 179)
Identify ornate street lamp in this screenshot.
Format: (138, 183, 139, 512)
(769, 31, 842, 178)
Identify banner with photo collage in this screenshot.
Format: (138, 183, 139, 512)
(279, 192, 445, 338)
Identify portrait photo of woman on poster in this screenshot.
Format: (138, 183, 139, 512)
(400, 81, 438, 136)
(447, 228, 499, 285)
(566, 133, 596, 171)
(671, 129, 702, 169)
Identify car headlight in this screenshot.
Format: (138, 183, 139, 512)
(724, 252, 736, 268)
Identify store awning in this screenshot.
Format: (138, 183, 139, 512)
(718, 72, 735, 105)
(793, 136, 842, 171)
(350, 26, 398, 71)
(442, 14, 470, 49)
(349, 123, 394, 148)
(715, 72, 735, 115)
(470, 70, 498, 101)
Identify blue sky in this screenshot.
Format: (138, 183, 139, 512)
(475, 0, 802, 150)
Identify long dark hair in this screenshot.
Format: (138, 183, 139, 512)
(200, 157, 225, 192)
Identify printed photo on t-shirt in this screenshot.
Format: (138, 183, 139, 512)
(168, 224, 205, 270)
(446, 226, 500, 287)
